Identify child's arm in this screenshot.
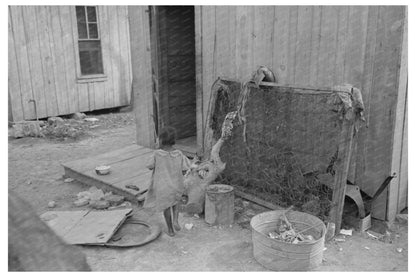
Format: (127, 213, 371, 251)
(146, 154, 155, 170)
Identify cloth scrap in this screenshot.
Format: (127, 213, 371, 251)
(332, 84, 366, 132)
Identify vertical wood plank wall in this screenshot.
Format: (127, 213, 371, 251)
(196, 6, 407, 219)
(8, 6, 132, 122)
(128, 6, 155, 148)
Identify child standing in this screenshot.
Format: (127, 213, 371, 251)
(143, 126, 192, 236)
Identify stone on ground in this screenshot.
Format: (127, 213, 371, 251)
(47, 117, 64, 125)
(72, 112, 86, 120)
(84, 117, 99, 122)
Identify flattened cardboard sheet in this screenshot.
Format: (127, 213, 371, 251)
(40, 209, 132, 245)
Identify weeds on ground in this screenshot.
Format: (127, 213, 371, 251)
(41, 121, 86, 141)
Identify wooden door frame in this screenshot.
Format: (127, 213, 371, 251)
(195, 6, 204, 154)
(149, 5, 204, 153)
(387, 6, 408, 221)
(129, 6, 155, 148)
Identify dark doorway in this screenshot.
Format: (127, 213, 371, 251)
(150, 6, 196, 143)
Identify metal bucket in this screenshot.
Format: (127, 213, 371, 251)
(250, 210, 326, 271)
(205, 184, 234, 226)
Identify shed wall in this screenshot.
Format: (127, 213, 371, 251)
(8, 6, 132, 121)
(196, 6, 407, 219)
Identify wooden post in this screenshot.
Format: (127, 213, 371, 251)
(329, 120, 355, 234)
(195, 6, 204, 154)
(387, 6, 407, 221)
(128, 6, 155, 148)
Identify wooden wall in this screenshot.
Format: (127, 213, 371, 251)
(8, 6, 132, 122)
(195, 6, 407, 219)
(128, 6, 155, 148)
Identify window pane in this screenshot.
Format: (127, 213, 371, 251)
(88, 23, 98, 39)
(77, 22, 88, 39)
(76, 6, 86, 22)
(79, 41, 103, 75)
(87, 6, 97, 22)
(76, 6, 88, 39)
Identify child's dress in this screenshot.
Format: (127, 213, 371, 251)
(143, 149, 191, 211)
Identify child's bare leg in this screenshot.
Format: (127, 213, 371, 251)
(163, 207, 175, 236)
(173, 204, 181, 231)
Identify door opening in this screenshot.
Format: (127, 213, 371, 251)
(150, 6, 197, 155)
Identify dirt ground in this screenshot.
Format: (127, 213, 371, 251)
(8, 110, 408, 271)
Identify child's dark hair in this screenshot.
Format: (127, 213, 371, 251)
(159, 126, 176, 146)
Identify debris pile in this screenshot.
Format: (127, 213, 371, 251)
(74, 186, 127, 210)
(268, 209, 316, 244)
(11, 112, 135, 140)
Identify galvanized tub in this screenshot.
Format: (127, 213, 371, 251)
(250, 210, 326, 271)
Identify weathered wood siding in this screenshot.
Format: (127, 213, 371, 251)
(128, 6, 155, 148)
(8, 6, 132, 121)
(196, 6, 407, 219)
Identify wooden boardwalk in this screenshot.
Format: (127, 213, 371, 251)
(62, 145, 154, 204)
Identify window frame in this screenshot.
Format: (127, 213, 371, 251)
(73, 6, 107, 82)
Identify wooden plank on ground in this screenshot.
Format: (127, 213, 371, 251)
(64, 209, 132, 245)
(112, 171, 152, 196)
(40, 209, 132, 245)
(40, 210, 89, 241)
(63, 167, 139, 204)
(62, 145, 149, 171)
(234, 189, 282, 211)
(81, 153, 153, 184)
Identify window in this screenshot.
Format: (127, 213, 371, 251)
(75, 6, 104, 76)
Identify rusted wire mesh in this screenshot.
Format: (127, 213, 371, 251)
(208, 80, 357, 221)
